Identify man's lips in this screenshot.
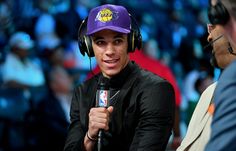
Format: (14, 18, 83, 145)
(104, 59, 119, 63)
(103, 59, 119, 67)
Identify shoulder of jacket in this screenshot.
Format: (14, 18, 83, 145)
(132, 69, 169, 89)
(139, 69, 166, 82)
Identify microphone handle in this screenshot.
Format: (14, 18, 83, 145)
(96, 89, 109, 151)
(96, 78, 110, 151)
(98, 130, 103, 151)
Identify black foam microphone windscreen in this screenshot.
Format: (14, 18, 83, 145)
(96, 77, 110, 151)
(96, 77, 110, 107)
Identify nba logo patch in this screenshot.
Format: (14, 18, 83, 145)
(99, 90, 108, 107)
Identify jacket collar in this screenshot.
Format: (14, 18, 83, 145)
(98, 61, 137, 89)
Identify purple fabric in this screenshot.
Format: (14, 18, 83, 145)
(86, 4, 131, 35)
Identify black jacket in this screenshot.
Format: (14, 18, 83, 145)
(64, 61, 175, 151)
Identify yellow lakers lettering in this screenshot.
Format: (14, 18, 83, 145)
(96, 8, 116, 22)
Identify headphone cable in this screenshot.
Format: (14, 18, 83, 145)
(89, 56, 95, 77)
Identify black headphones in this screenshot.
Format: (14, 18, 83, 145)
(208, 0, 230, 25)
(78, 14, 142, 57)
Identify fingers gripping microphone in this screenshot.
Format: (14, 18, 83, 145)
(96, 77, 110, 151)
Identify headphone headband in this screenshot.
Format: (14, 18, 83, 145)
(208, 0, 230, 25)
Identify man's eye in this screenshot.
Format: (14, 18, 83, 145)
(96, 41, 105, 45)
(114, 39, 123, 44)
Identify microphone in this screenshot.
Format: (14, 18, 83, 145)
(96, 77, 110, 151)
(204, 34, 224, 50)
(96, 78, 110, 107)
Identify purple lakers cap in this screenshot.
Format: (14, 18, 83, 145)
(86, 4, 131, 35)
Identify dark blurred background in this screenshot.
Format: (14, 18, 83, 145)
(0, 0, 216, 151)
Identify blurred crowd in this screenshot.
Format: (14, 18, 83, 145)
(0, 0, 216, 151)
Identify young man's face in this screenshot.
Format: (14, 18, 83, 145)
(91, 29, 130, 78)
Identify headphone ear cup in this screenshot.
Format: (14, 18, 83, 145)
(128, 29, 142, 52)
(128, 31, 134, 52)
(84, 35, 94, 57)
(78, 35, 86, 56)
(78, 35, 94, 57)
(78, 18, 95, 57)
(128, 14, 142, 53)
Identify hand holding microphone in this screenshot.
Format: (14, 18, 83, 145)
(87, 107, 113, 139)
(87, 77, 113, 150)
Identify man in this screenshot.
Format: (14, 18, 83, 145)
(64, 4, 175, 151)
(177, 1, 236, 149)
(86, 39, 182, 150)
(205, 0, 236, 150)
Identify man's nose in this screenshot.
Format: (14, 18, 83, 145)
(207, 34, 213, 43)
(105, 43, 115, 55)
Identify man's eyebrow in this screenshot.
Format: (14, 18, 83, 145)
(92, 36, 104, 41)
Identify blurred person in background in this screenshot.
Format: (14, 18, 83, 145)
(37, 34, 62, 71)
(205, 0, 236, 150)
(181, 58, 214, 127)
(0, 0, 14, 48)
(23, 34, 74, 151)
(194, 71, 214, 97)
(25, 66, 73, 151)
(0, 31, 45, 151)
(177, 2, 236, 149)
(1, 31, 45, 89)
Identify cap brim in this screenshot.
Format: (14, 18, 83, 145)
(87, 26, 130, 35)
